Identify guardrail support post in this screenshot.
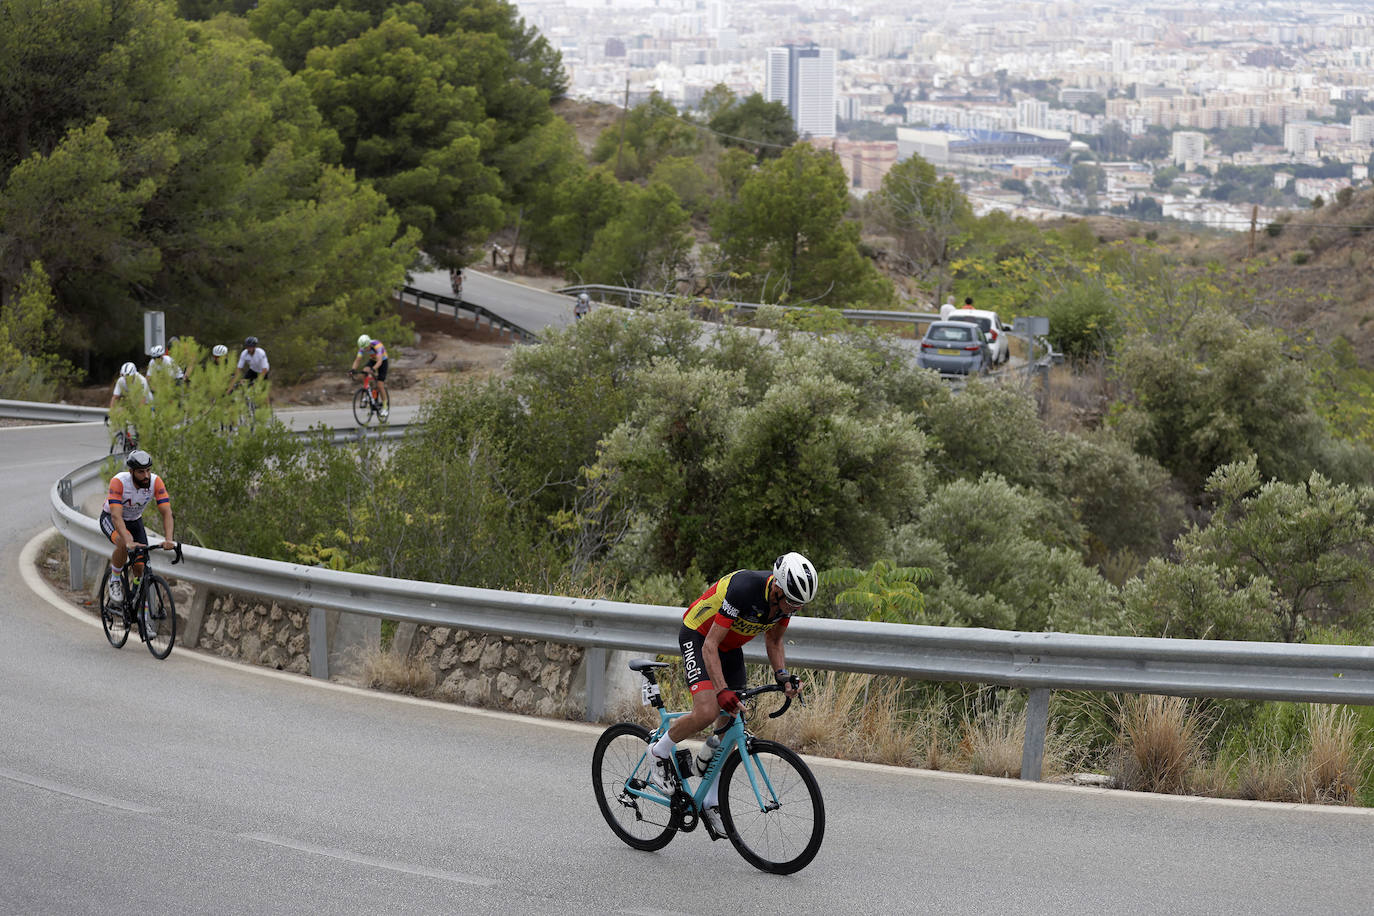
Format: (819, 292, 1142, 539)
(58, 479, 87, 589)
(182, 585, 210, 648)
(584, 646, 607, 722)
(67, 541, 84, 590)
(309, 608, 329, 679)
(1021, 688, 1051, 781)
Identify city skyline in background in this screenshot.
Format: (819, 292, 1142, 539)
(515, 0, 1374, 227)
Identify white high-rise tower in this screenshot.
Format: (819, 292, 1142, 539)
(764, 45, 836, 138)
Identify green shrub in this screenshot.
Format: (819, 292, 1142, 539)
(1041, 280, 1119, 361)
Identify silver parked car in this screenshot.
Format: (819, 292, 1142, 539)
(917, 320, 993, 375)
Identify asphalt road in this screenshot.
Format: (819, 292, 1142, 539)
(410, 268, 578, 338)
(5, 416, 1374, 914)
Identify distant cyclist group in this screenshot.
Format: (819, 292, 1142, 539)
(108, 337, 270, 412)
(102, 328, 379, 600)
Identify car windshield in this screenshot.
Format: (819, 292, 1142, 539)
(930, 325, 973, 341)
(961, 315, 993, 332)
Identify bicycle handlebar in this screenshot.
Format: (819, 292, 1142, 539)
(127, 542, 183, 566)
(721, 680, 802, 725)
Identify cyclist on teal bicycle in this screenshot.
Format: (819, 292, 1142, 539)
(647, 552, 817, 837)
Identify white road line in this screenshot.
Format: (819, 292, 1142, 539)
(0, 765, 158, 814)
(242, 832, 497, 886)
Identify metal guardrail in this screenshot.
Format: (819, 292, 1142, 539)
(560, 284, 1060, 381)
(558, 283, 942, 327)
(396, 285, 539, 343)
(49, 451, 1374, 781)
(0, 398, 108, 423)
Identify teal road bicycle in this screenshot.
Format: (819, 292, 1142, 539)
(592, 658, 825, 874)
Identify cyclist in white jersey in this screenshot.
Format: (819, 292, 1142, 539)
(109, 362, 152, 409)
(100, 450, 175, 604)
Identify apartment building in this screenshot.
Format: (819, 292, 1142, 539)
(1172, 131, 1205, 166)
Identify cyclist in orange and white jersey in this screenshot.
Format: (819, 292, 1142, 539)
(646, 552, 816, 837)
(100, 450, 175, 604)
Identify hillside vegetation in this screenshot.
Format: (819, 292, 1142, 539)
(9, 0, 1374, 800)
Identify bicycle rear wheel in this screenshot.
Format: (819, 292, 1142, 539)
(98, 567, 130, 649)
(352, 389, 372, 426)
(719, 739, 825, 874)
(592, 723, 676, 851)
(139, 575, 177, 660)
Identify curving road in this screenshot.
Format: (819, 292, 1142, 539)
(410, 268, 577, 337)
(4, 418, 1374, 914)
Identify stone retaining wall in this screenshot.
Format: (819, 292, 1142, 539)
(193, 592, 311, 675)
(189, 591, 587, 716)
(409, 625, 585, 718)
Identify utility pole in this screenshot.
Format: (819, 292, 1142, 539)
(1249, 205, 1258, 257)
(615, 76, 630, 178)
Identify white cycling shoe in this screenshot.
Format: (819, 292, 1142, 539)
(701, 805, 726, 841)
(647, 753, 676, 794)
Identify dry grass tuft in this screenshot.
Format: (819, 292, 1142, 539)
(1229, 705, 1368, 805)
(359, 647, 436, 696)
(1042, 361, 1115, 434)
(1235, 744, 1301, 802)
(962, 706, 1025, 778)
(1113, 695, 1212, 794)
(1300, 705, 1366, 805)
(849, 678, 931, 768)
(777, 670, 872, 755)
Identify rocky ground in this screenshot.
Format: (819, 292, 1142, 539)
(272, 302, 515, 410)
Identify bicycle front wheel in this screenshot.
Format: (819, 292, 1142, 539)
(591, 723, 676, 851)
(139, 575, 177, 660)
(352, 388, 372, 426)
(719, 739, 825, 874)
(98, 567, 130, 649)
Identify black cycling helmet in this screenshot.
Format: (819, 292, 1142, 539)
(244, 336, 258, 347)
(126, 450, 153, 471)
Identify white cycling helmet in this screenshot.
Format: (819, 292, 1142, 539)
(772, 552, 818, 606)
(357, 334, 371, 349)
(120, 361, 137, 376)
(212, 344, 228, 357)
(578, 293, 590, 304)
(150, 344, 165, 358)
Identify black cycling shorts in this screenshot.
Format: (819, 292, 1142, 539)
(100, 512, 147, 548)
(369, 358, 389, 381)
(678, 624, 746, 696)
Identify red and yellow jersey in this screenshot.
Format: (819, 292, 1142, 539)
(106, 472, 170, 521)
(683, 569, 791, 651)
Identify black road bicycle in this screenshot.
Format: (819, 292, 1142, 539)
(98, 543, 183, 660)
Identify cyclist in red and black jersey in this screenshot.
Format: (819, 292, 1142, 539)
(647, 552, 817, 837)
